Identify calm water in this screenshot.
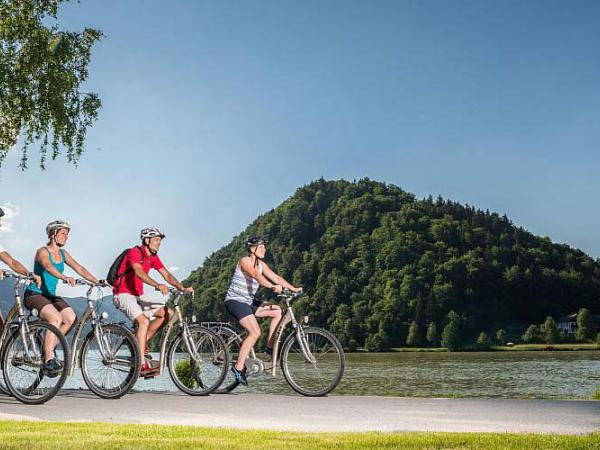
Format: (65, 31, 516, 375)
(61, 351, 600, 399)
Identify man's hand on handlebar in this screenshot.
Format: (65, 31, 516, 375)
(182, 286, 194, 296)
(156, 284, 170, 295)
(62, 276, 76, 287)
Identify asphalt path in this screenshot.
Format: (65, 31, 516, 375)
(0, 391, 598, 434)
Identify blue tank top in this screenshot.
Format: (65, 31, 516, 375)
(28, 248, 65, 296)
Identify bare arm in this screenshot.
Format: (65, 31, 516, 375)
(157, 267, 193, 293)
(132, 262, 161, 288)
(239, 257, 282, 293)
(260, 262, 300, 292)
(63, 250, 99, 284)
(0, 251, 30, 276)
(36, 248, 70, 282)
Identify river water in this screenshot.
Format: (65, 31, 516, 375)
(61, 350, 600, 399)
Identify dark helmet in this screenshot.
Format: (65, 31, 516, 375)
(245, 237, 267, 251)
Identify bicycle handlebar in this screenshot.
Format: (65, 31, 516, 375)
(155, 286, 194, 298)
(0, 269, 37, 283)
(277, 288, 304, 299)
(73, 278, 109, 288)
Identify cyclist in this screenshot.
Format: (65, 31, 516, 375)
(24, 220, 101, 376)
(0, 207, 42, 328)
(224, 237, 301, 386)
(112, 228, 193, 376)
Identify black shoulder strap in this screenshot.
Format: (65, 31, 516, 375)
(116, 246, 146, 280)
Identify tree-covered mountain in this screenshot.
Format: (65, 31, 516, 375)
(183, 178, 600, 350)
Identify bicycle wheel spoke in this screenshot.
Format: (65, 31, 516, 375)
(80, 325, 138, 398)
(282, 327, 344, 396)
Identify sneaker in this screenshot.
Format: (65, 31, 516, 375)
(43, 358, 63, 378)
(231, 366, 248, 386)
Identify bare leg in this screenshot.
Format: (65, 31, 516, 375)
(39, 305, 62, 362)
(134, 314, 150, 366)
(146, 307, 173, 342)
(255, 305, 282, 347)
(236, 315, 261, 371)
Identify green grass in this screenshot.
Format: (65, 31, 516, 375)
(592, 389, 600, 400)
(0, 421, 598, 450)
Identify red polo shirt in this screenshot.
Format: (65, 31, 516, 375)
(112, 246, 164, 296)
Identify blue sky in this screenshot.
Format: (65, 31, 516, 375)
(1, 0, 600, 296)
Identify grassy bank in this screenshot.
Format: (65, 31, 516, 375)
(0, 421, 598, 450)
(387, 343, 599, 352)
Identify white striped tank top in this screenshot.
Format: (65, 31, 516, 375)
(224, 261, 263, 305)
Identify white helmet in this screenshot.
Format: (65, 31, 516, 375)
(46, 220, 70, 237)
(140, 227, 165, 240)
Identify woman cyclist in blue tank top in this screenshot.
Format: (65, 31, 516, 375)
(223, 237, 302, 386)
(24, 220, 102, 376)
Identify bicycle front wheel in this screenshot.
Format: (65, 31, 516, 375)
(2, 321, 70, 404)
(80, 323, 141, 399)
(281, 326, 345, 397)
(167, 326, 228, 396)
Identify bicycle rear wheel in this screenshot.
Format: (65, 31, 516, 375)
(281, 326, 345, 397)
(2, 322, 70, 404)
(213, 327, 242, 393)
(167, 325, 228, 396)
(80, 323, 141, 399)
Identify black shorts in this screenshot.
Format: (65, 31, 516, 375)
(224, 299, 262, 322)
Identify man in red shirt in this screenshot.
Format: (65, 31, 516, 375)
(112, 227, 193, 376)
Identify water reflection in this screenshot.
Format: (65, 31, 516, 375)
(61, 351, 600, 399)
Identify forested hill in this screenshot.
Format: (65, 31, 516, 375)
(184, 178, 600, 350)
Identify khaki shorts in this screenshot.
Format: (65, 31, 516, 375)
(113, 293, 164, 322)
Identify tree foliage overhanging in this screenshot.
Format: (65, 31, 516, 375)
(184, 178, 600, 351)
(0, 0, 102, 169)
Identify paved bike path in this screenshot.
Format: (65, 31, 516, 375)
(0, 391, 598, 434)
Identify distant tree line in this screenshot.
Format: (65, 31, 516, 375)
(184, 179, 600, 351)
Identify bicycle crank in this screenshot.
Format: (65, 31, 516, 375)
(244, 357, 264, 376)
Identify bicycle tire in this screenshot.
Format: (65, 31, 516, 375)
(213, 327, 242, 393)
(2, 321, 70, 404)
(281, 326, 345, 397)
(80, 323, 141, 399)
(167, 325, 229, 396)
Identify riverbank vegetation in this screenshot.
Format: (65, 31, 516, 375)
(0, 421, 597, 450)
(184, 179, 600, 352)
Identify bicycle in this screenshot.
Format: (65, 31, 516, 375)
(0, 270, 70, 404)
(136, 287, 229, 395)
(204, 289, 345, 397)
(64, 279, 140, 399)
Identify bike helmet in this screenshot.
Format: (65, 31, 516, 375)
(46, 220, 70, 237)
(245, 237, 267, 250)
(140, 227, 166, 240)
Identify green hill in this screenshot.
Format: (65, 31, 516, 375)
(184, 178, 600, 350)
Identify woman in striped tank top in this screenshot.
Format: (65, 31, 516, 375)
(224, 237, 301, 386)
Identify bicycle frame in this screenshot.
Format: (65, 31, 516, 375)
(148, 291, 201, 377)
(0, 274, 42, 369)
(67, 284, 130, 377)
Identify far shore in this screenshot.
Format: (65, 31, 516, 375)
(371, 343, 600, 352)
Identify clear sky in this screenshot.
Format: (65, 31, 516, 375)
(1, 0, 599, 297)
